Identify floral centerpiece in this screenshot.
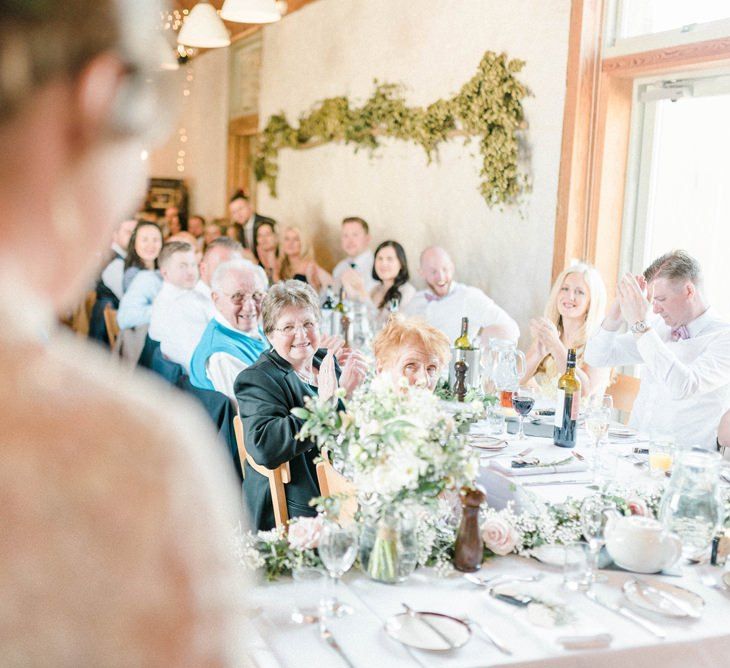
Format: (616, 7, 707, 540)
(293, 375, 479, 582)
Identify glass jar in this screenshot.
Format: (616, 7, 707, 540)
(359, 504, 418, 584)
(659, 449, 725, 561)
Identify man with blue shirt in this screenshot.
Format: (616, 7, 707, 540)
(190, 260, 268, 400)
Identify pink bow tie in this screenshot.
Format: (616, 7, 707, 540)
(671, 325, 690, 341)
(424, 292, 440, 303)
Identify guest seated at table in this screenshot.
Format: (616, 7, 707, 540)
(203, 221, 223, 249)
(279, 225, 333, 293)
(88, 218, 137, 343)
(254, 219, 280, 283)
(585, 250, 730, 449)
(404, 246, 519, 345)
(162, 205, 181, 238)
(117, 268, 162, 331)
(149, 241, 215, 372)
(122, 221, 163, 292)
(235, 281, 368, 530)
(333, 216, 378, 296)
(373, 316, 450, 392)
(190, 260, 268, 400)
(187, 214, 205, 251)
(523, 262, 609, 398)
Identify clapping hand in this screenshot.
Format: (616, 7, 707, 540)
(618, 273, 652, 327)
(319, 334, 345, 358)
(339, 350, 369, 399)
(318, 350, 338, 402)
(531, 317, 563, 355)
(341, 269, 367, 300)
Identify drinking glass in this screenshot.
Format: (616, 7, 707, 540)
(562, 542, 590, 591)
(318, 521, 359, 616)
(511, 386, 535, 440)
(649, 437, 675, 479)
(585, 405, 610, 482)
(486, 405, 506, 436)
(291, 566, 327, 623)
(580, 496, 616, 585)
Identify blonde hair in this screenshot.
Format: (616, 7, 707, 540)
(544, 262, 606, 348)
(279, 225, 322, 288)
(374, 316, 450, 371)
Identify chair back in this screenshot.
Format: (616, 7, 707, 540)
(607, 373, 641, 421)
(233, 414, 291, 528)
(316, 450, 358, 525)
(103, 304, 120, 349)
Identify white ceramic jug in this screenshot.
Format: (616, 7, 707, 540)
(605, 513, 682, 574)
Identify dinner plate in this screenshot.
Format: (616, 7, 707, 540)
(468, 436, 508, 451)
(622, 578, 705, 618)
(609, 426, 638, 439)
(527, 544, 566, 567)
(384, 611, 471, 651)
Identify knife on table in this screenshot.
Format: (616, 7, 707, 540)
(585, 590, 666, 639)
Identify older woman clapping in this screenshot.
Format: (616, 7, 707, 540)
(373, 316, 450, 392)
(235, 280, 368, 530)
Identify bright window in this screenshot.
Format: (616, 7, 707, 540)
(616, 0, 730, 39)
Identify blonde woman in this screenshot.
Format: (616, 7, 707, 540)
(279, 225, 333, 293)
(524, 263, 608, 398)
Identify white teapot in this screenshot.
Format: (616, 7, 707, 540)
(604, 513, 682, 574)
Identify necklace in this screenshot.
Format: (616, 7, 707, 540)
(294, 367, 316, 386)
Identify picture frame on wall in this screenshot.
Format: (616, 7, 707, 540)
(146, 178, 188, 216)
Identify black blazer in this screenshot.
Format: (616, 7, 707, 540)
(234, 347, 340, 531)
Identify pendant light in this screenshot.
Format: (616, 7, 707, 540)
(220, 0, 282, 24)
(177, 1, 231, 48)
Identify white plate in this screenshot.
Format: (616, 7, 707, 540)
(468, 436, 508, 451)
(527, 544, 566, 567)
(622, 579, 704, 618)
(609, 426, 638, 439)
(384, 611, 471, 651)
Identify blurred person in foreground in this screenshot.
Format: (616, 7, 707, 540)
(373, 316, 450, 392)
(0, 1, 249, 664)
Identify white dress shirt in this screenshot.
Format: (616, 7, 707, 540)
(100, 243, 127, 300)
(205, 312, 263, 401)
(149, 282, 215, 372)
(585, 308, 730, 449)
(404, 281, 520, 343)
(333, 249, 378, 293)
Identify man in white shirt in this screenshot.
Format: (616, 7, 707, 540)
(190, 260, 268, 400)
(405, 246, 520, 344)
(585, 250, 730, 449)
(149, 241, 215, 372)
(197, 236, 267, 300)
(332, 216, 378, 296)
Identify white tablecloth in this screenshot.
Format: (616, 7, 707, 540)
(247, 427, 730, 667)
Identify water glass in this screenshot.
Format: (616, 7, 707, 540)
(486, 405, 506, 436)
(291, 566, 327, 621)
(318, 521, 359, 615)
(562, 542, 590, 591)
(580, 496, 616, 585)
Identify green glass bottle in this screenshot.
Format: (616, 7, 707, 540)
(553, 348, 581, 448)
(454, 317, 471, 350)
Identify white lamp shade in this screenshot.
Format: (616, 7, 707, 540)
(221, 0, 282, 23)
(177, 2, 231, 48)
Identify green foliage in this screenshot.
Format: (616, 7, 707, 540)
(254, 51, 530, 207)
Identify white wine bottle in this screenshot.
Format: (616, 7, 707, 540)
(454, 317, 471, 350)
(553, 348, 581, 448)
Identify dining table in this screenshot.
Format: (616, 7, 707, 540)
(245, 417, 730, 668)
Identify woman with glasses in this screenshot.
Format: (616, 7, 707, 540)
(190, 260, 268, 400)
(235, 280, 368, 530)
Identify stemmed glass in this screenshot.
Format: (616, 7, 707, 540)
(511, 386, 536, 440)
(584, 395, 612, 483)
(318, 520, 359, 616)
(580, 495, 616, 585)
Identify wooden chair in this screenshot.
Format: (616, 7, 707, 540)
(316, 449, 358, 525)
(607, 373, 641, 422)
(103, 304, 120, 350)
(233, 414, 291, 528)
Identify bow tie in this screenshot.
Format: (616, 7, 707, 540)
(671, 325, 690, 341)
(424, 292, 441, 303)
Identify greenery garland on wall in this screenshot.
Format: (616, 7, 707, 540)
(254, 51, 530, 208)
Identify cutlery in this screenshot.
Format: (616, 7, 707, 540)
(572, 450, 586, 462)
(461, 616, 512, 655)
(584, 590, 666, 639)
(401, 603, 455, 649)
(464, 572, 543, 587)
(635, 579, 701, 618)
(480, 445, 533, 461)
(557, 633, 612, 650)
(319, 622, 355, 667)
(523, 479, 589, 487)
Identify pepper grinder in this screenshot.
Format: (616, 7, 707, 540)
(453, 485, 487, 572)
(454, 359, 468, 402)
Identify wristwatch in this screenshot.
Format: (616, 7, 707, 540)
(630, 320, 650, 334)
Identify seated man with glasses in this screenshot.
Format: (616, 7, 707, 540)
(190, 259, 268, 400)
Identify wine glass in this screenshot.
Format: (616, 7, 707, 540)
(580, 496, 616, 585)
(511, 386, 535, 440)
(318, 521, 359, 616)
(585, 406, 610, 482)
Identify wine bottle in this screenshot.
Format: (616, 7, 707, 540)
(334, 286, 346, 313)
(454, 317, 471, 350)
(321, 287, 335, 310)
(321, 287, 335, 336)
(553, 348, 581, 448)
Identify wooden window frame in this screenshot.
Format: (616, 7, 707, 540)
(553, 0, 730, 296)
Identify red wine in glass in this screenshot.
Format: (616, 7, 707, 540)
(512, 389, 535, 439)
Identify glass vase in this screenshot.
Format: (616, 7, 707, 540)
(359, 504, 418, 584)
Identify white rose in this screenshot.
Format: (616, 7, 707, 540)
(481, 516, 520, 556)
(287, 515, 324, 550)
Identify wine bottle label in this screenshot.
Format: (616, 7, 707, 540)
(554, 389, 565, 427)
(570, 392, 580, 420)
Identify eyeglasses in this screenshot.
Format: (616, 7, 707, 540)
(272, 320, 318, 337)
(225, 291, 265, 305)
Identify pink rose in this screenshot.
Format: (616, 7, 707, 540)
(481, 517, 519, 556)
(288, 515, 324, 550)
(627, 498, 649, 517)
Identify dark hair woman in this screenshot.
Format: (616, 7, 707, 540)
(254, 219, 280, 283)
(370, 240, 415, 325)
(122, 221, 163, 292)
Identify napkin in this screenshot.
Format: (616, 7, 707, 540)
(489, 456, 588, 476)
